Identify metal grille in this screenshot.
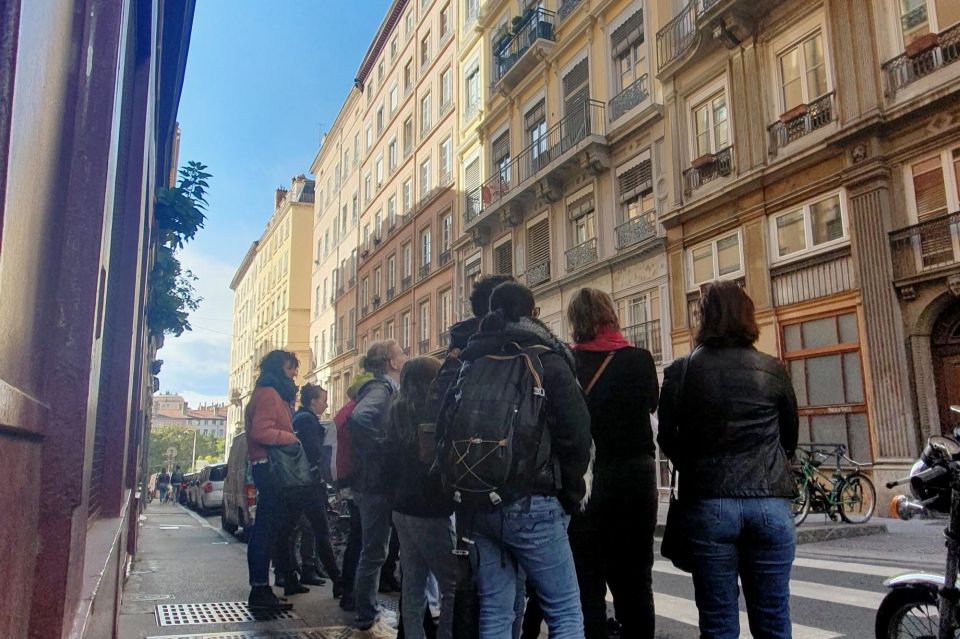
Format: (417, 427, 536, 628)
(148, 629, 352, 639)
(154, 602, 299, 627)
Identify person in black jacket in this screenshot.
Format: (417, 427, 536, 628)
(273, 383, 343, 597)
(387, 356, 456, 639)
(565, 287, 659, 639)
(658, 281, 799, 639)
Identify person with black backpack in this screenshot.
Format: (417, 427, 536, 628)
(437, 281, 593, 639)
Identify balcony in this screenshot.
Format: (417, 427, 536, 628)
(609, 75, 649, 122)
(492, 8, 556, 91)
(372, 296, 382, 310)
(558, 0, 582, 21)
(889, 212, 960, 283)
(767, 92, 835, 155)
(683, 146, 733, 195)
(401, 275, 413, 291)
(565, 238, 598, 272)
(387, 286, 396, 302)
(526, 258, 551, 287)
(418, 339, 430, 355)
(464, 188, 482, 226)
(419, 263, 432, 280)
(472, 100, 608, 229)
(623, 319, 662, 365)
(616, 212, 658, 250)
(439, 250, 451, 267)
(884, 21, 960, 96)
(439, 330, 450, 348)
(360, 305, 369, 318)
(656, 0, 697, 72)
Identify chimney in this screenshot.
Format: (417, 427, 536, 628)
(275, 187, 288, 209)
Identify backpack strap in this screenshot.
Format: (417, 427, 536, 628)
(583, 351, 615, 396)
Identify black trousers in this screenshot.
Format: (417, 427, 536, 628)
(275, 488, 341, 582)
(341, 498, 363, 596)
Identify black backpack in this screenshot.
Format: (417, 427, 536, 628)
(439, 342, 551, 508)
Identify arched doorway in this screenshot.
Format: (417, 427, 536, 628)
(933, 300, 960, 434)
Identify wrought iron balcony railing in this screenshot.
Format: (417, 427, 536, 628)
(623, 319, 663, 364)
(464, 188, 482, 225)
(656, 0, 697, 71)
(609, 75, 649, 121)
(439, 250, 451, 266)
(386, 287, 396, 302)
(360, 305, 369, 318)
(419, 263, 432, 280)
(526, 258, 551, 287)
(492, 8, 556, 86)
(565, 238, 598, 272)
(616, 212, 657, 249)
(439, 331, 450, 348)
(889, 211, 960, 281)
(883, 21, 960, 96)
(418, 339, 430, 355)
(683, 146, 734, 195)
(767, 92, 835, 155)
(401, 275, 413, 291)
(372, 296, 382, 310)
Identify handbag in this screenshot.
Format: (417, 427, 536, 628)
(660, 351, 695, 573)
(266, 443, 316, 490)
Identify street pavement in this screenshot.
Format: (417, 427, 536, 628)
(120, 501, 950, 638)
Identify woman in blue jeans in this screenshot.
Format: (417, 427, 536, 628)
(658, 281, 800, 639)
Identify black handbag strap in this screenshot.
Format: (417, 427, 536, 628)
(669, 348, 697, 498)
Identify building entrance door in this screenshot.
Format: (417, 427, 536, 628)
(933, 301, 960, 434)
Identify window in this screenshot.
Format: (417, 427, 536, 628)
(352, 194, 359, 224)
(420, 158, 432, 196)
(366, 125, 373, 150)
(322, 278, 328, 308)
(401, 312, 411, 349)
(377, 106, 385, 134)
(572, 210, 595, 246)
(783, 312, 869, 461)
(441, 68, 452, 106)
(525, 100, 548, 167)
(378, 60, 384, 83)
(778, 31, 828, 112)
(440, 138, 451, 179)
(612, 10, 645, 93)
(386, 320, 396, 340)
(363, 223, 371, 249)
(314, 285, 321, 317)
(441, 213, 453, 252)
(421, 92, 432, 132)
(420, 301, 431, 344)
(494, 237, 513, 274)
(526, 217, 551, 285)
(391, 36, 398, 61)
(440, 289, 452, 333)
(361, 277, 369, 308)
(374, 267, 382, 299)
(465, 66, 480, 109)
(388, 195, 397, 226)
(687, 231, 743, 288)
(770, 193, 847, 261)
(342, 204, 348, 234)
(364, 172, 372, 202)
(388, 139, 397, 172)
(421, 33, 431, 67)
(387, 254, 397, 290)
(404, 61, 413, 92)
(402, 242, 413, 279)
(376, 155, 384, 187)
(465, 157, 480, 216)
(899, 0, 960, 46)
(421, 228, 432, 266)
(403, 179, 413, 211)
(406, 10, 415, 37)
(465, 0, 480, 24)
(440, 4, 450, 39)
(390, 84, 398, 113)
(403, 117, 414, 155)
(492, 130, 511, 184)
(691, 89, 729, 158)
(906, 148, 960, 267)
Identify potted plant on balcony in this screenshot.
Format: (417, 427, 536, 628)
(690, 153, 716, 170)
(779, 102, 808, 124)
(511, 14, 527, 35)
(494, 23, 511, 51)
(905, 32, 940, 58)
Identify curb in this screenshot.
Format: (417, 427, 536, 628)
(654, 521, 889, 544)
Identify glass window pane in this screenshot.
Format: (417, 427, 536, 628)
(716, 234, 740, 276)
(811, 413, 848, 450)
(696, 131, 711, 157)
(776, 210, 806, 256)
(790, 359, 808, 406)
(780, 47, 802, 109)
(714, 119, 729, 151)
(847, 413, 871, 463)
(692, 245, 713, 284)
(807, 354, 845, 405)
(784, 324, 803, 352)
(838, 313, 858, 343)
(802, 317, 839, 349)
(782, 79, 803, 112)
(803, 35, 827, 98)
(713, 96, 728, 148)
(843, 352, 865, 404)
(694, 105, 709, 141)
(810, 195, 844, 245)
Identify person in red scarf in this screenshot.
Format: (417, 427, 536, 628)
(567, 288, 660, 639)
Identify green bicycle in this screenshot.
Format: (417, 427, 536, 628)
(791, 443, 877, 525)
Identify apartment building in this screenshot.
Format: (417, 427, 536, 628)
(226, 241, 258, 450)
(651, 0, 960, 494)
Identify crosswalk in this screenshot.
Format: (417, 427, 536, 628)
(608, 549, 916, 639)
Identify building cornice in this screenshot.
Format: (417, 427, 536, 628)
(354, 0, 409, 90)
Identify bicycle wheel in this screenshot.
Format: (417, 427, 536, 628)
(874, 587, 939, 639)
(838, 472, 877, 523)
(791, 471, 811, 526)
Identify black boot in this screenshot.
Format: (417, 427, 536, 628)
(283, 574, 310, 596)
(339, 592, 355, 611)
(274, 572, 288, 588)
(332, 577, 343, 599)
(299, 566, 327, 586)
(379, 573, 401, 593)
(248, 586, 293, 611)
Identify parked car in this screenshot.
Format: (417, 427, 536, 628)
(222, 433, 256, 539)
(183, 472, 201, 508)
(194, 463, 227, 513)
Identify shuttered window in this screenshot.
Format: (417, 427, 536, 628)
(525, 100, 546, 131)
(492, 131, 511, 165)
(465, 158, 480, 192)
(611, 11, 644, 57)
(527, 218, 551, 266)
(494, 239, 513, 275)
(567, 190, 595, 220)
(563, 59, 590, 101)
(912, 156, 948, 221)
(617, 153, 653, 203)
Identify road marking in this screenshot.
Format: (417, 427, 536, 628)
(650, 592, 842, 639)
(792, 556, 906, 578)
(653, 561, 884, 610)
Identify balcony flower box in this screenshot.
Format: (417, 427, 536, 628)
(779, 103, 808, 124)
(905, 33, 939, 58)
(690, 153, 715, 170)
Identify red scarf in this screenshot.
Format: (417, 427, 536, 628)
(571, 326, 631, 352)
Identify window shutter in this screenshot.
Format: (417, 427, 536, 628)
(563, 59, 590, 100)
(567, 191, 595, 220)
(527, 218, 551, 265)
(617, 155, 653, 203)
(611, 11, 644, 57)
(465, 158, 480, 192)
(525, 100, 546, 130)
(494, 240, 513, 275)
(913, 161, 947, 221)
(492, 131, 511, 163)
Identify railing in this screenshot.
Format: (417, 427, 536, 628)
(889, 212, 960, 280)
(493, 8, 556, 86)
(335, 286, 346, 299)
(439, 249, 451, 266)
(387, 287, 396, 302)
(609, 74, 649, 121)
(401, 275, 413, 291)
(883, 22, 960, 96)
(565, 238, 598, 271)
(558, 0, 582, 21)
(439, 169, 453, 187)
(418, 339, 430, 354)
(419, 263, 432, 280)
(360, 305, 369, 318)
(372, 296, 382, 310)
(526, 258, 551, 287)
(462, 101, 480, 125)
(439, 330, 450, 348)
(656, 0, 697, 71)
(683, 146, 733, 195)
(346, 338, 355, 351)
(464, 188, 482, 225)
(479, 100, 606, 213)
(623, 319, 663, 364)
(768, 92, 834, 155)
(349, 275, 357, 289)
(616, 212, 657, 249)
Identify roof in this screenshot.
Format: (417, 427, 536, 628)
(354, 0, 408, 90)
(230, 241, 259, 290)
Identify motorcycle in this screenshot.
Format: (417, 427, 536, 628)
(875, 405, 960, 639)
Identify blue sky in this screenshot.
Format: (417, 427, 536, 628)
(162, 1, 389, 406)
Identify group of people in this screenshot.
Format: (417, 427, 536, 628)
(242, 275, 800, 639)
(153, 465, 184, 504)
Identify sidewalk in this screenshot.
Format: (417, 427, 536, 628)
(119, 502, 364, 638)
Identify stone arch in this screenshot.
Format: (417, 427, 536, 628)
(908, 291, 960, 440)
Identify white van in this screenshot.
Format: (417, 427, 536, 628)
(221, 433, 256, 539)
(194, 463, 227, 512)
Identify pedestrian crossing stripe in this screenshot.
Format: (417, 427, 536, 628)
(791, 556, 905, 578)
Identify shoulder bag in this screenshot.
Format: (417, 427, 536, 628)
(660, 350, 695, 573)
(267, 443, 316, 490)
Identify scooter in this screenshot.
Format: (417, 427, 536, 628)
(875, 406, 960, 639)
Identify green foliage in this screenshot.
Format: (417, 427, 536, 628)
(148, 424, 225, 473)
(148, 161, 211, 337)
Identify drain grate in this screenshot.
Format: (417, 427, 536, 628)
(154, 602, 299, 626)
(148, 628, 352, 639)
(377, 598, 399, 614)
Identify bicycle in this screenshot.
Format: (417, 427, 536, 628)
(791, 443, 877, 525)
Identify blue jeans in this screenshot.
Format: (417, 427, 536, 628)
(686, 497, 796, 639)
(471, 495, 583, 639)
(393, 512, 457, 639)
(247, 463, 291, 586)
(353, 491, 394, 629)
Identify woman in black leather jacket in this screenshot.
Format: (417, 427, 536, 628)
(658, 280, 799, 639)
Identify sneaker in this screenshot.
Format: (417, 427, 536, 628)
(377, 609, 398, 629)
(353, 620, 397, 639)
